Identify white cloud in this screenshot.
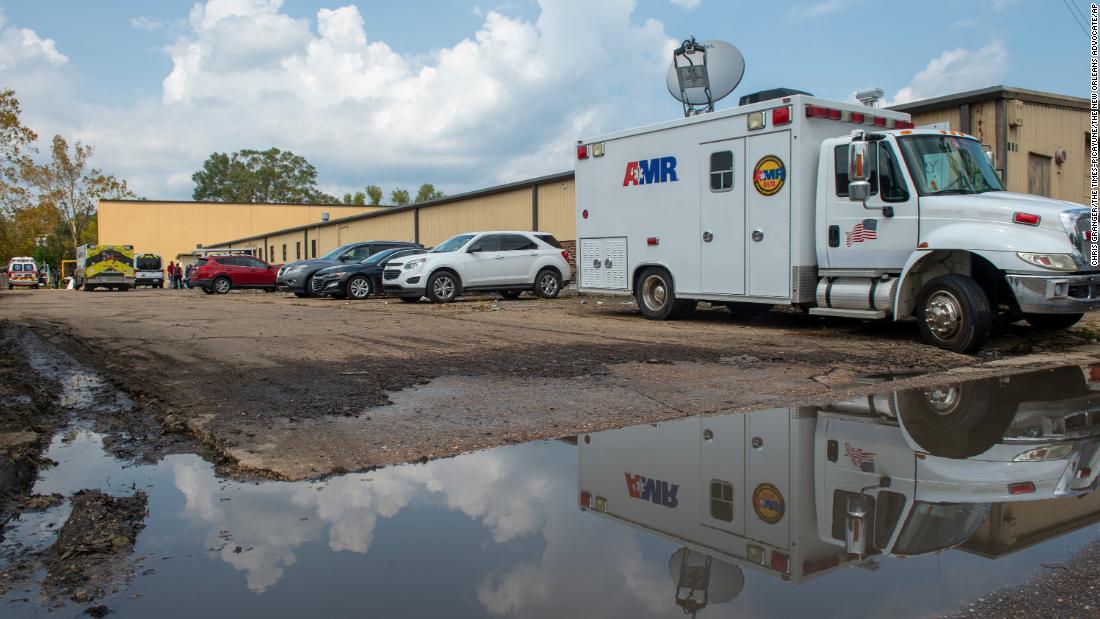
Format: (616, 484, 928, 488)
(669, 0, 701, 9)
(790, 0, 853, 18)
(890, 41, 1007, 105)
(0, 9, 68, 72)
(130, 16, 165, 31)
(0, 0, 679, 199)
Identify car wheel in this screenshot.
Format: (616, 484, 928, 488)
(500, 290, 522, 300)
(534, 269, 562, 299)
(347, 276, 372, 300)
(399, 296, 421, 303)
(213, 276, 232, 295)
(634, 267, 691, 320)
(915, 274, 992, 353)
(426, 271, 459, 303)
(1023, 313, 1083, 330)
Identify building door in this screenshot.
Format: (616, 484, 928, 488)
(1028, 153, 1051, 197)
(746, 132, 791, 298)
(699, 139, 746, 295)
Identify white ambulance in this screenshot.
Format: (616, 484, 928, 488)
(577, 369, 1100, 593)
(574, 91, 1099, 352)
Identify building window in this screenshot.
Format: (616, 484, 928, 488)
(709, 151, 734, 192)
(270, 246, 275, 262)
(282, 244, 287, 261)
(311, 239, 317, 258)
(296, 241, 301, 259)
(709, 480, 733, 522)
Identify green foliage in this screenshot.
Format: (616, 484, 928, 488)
(192, 148, 332, 204)
(414, 183, 445, 203)
(366, 184, 383, 205)
(342, 191, 367, 205)
(389, 188, 410, 207)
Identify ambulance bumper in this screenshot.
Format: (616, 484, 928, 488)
(1006, 272, 1100, 314)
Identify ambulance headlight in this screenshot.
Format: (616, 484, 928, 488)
(1013, 444, 1074, 461)
(1017, 252, 1077, 272)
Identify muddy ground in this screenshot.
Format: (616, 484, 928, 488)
(3, 286, 1100, 481)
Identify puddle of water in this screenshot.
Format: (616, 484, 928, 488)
(18, 330, 132, 413)
(3, 365, 1100, 617)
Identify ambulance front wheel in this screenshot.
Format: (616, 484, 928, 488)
(635, 267, 693, 320)
(915, 274, 992, 354)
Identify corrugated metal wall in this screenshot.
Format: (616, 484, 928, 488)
(418, 191, 533, 247)
(910, 107, 961, 131)
(537, 178, 576, 241)
(1008, 101, 1089, 204)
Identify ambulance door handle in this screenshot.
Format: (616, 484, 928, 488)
(593, 259, 601, 269)
(702, 230, 713, 242)
(752, 229, 764, 242)
(604, 259, 612, 268)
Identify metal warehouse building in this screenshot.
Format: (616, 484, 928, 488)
(98, 85, 1088, 264)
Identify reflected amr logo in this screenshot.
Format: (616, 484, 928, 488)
(624, 472, 679, 508)
(622, 156, 679, 187)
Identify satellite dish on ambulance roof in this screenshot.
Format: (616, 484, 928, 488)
(666, 38, 745, 117)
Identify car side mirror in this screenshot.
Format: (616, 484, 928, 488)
(848, 180, 872, 202)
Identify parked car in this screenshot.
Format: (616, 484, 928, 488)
(191, 255, 280, 294)
(277, 240, 423, 297)
(383, 231, 571, 303)
(312, 247, 428, 300)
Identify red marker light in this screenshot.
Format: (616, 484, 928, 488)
(850, 112, 864, 123)
(1008, 482, 1036, 495)
(579, 491, 592, 508)
(770, 552, 790, 573)
(772, 106, 791, 126)
(873, 117, 886, 127)
(647, 237, 659, 246)
(896, 120, 914, 129)
(581, 209, 589, 219)
(1013, 212, 1040, 226)
(577, 145, 589, 160)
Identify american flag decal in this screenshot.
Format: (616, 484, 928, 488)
(845, 218, 878, 247)
(845, 442, 876, 472)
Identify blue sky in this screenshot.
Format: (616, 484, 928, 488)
(0, 0, 1088, 199)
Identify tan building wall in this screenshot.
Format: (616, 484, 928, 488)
(537, 177, 576, 242)
(98, 201, 380, 267)
(1005, 101, 1089, 204)
(418, 191, 533, 247)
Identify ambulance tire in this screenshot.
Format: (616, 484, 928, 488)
(1023, 313, 1083, 330)
(635, 267, 689, 320)
(915, 275, 992, 354)
(896, 379, 1011, 459)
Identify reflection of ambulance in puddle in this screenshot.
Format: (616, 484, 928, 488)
(577, 366, 1100, 611)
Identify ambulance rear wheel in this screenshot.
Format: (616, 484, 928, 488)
(636, 267, 690, 320)
(915, 274, 992, 353)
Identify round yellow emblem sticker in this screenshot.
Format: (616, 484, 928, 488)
(753, 155, 786, 196)
(752, 483, 786, 524)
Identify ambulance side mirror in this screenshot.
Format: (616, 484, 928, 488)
(848, 180, 871, 202)
(847, 140, 872, 203)
(844, 494, 871, 559)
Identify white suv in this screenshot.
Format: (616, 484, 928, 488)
(383, 231, 572, 303)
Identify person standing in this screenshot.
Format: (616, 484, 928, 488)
(167, 261, 177, 289)
(184, 264, 194, 289)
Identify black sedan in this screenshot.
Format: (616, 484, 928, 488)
(312, 247, 427, 299)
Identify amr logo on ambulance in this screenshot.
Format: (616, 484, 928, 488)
(624, 472, 680, 508)
(752, 155, 786, 196)
(622, 156, 679, 187)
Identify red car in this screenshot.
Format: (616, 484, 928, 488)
(192, 255, 280, 294)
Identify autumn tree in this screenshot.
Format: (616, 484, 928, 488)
(21, 136, 136, 254)
(366, 184, 382, 205)
(389, 188, 410, 206)
(341, 191, 366, 205)
(414, 183, 445, 203)
(192, 148, 333, 203)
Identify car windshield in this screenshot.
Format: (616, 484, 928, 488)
(431, 234, 475, 253)
(891, 501, 991, 556)
(362, 249, 401, 265)
(897, 135, 1004, 196)
(319, 244, 355, 261)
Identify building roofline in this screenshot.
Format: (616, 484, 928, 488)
(100, 199, 386, 208)
(889, 85, 1089, 113)
(205, 170, 576, 248)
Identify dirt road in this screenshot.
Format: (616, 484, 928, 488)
(2, 287, 1098, 480)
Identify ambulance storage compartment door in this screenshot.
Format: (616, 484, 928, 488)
(745, 408, 791, 549)
(579, 237, 627, 290)
(746, 131, 792, 298)
(699, 410, 747, 536)
(700, 138, 746, 295)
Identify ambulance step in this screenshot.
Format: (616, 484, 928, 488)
(808, 307, 887, 320)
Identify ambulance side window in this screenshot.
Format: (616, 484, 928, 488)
(709, 151, 734, 192)
(834, 145, 879, 197)
(709, 479, 734, 522)
(878, 144, 910, 202)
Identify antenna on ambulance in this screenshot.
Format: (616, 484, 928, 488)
(666, 36, 745, 117)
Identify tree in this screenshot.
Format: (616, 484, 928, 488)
(389, 188, 410, 206)
(366, 184, 383, 205)
(0, 89, 37, 216)
(21, 136, 136, 255)
(342, 191, 366, 205)
(192, 148, 331, 203)
(414, 183, 445, 203)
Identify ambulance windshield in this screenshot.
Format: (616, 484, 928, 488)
(892, 501, 991, 556)
(897, 135, 1004, 196)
